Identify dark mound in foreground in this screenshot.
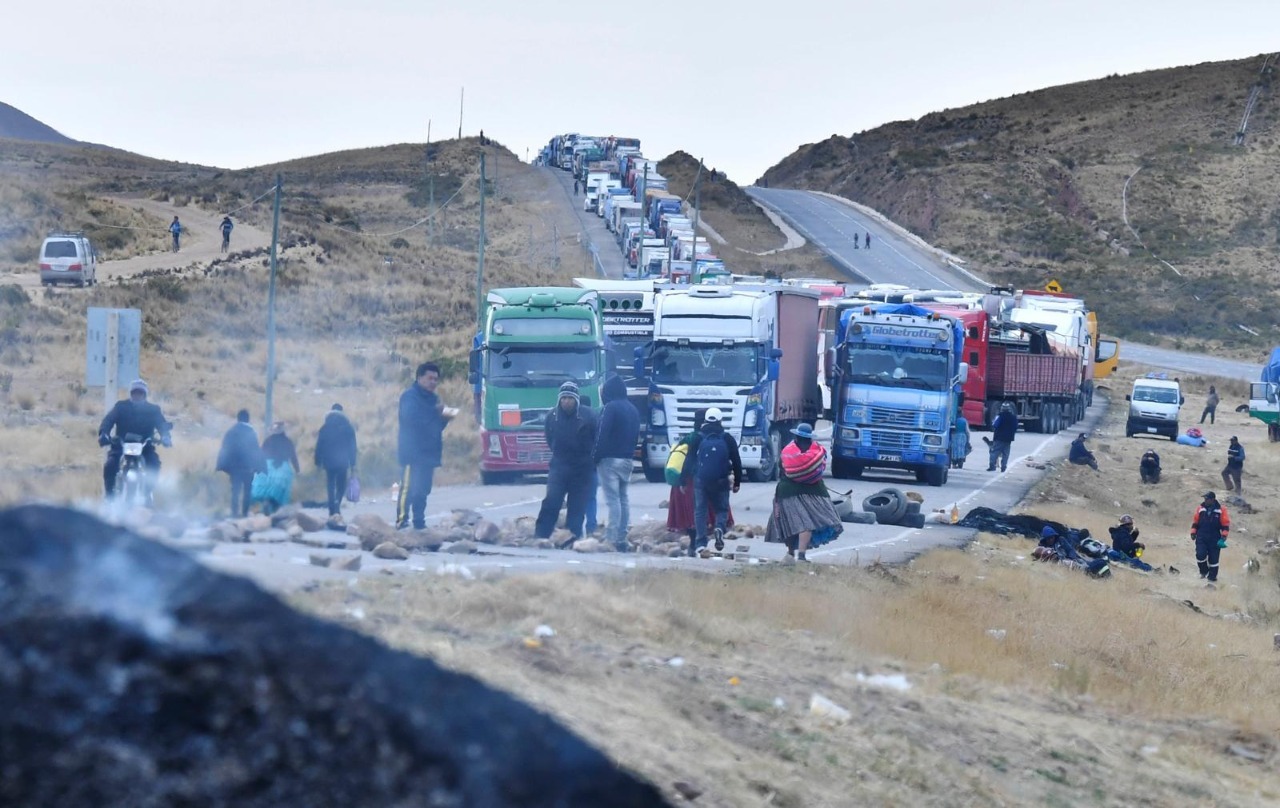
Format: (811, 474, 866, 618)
(0, 505, 668, 807)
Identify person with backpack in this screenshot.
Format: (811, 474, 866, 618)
(666, 409, 735, 552)
(220, 216, 234, 253)
(534, 381, 598, 545)
(594, 375, 640, 552)
(766, 423, 842, 563)
(215, 409, 264, 517)
(1191, 491, 1230, 584)
(691, 407, 743, 555)
(315, 403, 358, 522)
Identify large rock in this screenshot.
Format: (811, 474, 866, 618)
(572, 538, 603, 553)
(209, 520, 248, 543)
(398, 528, 446, 552)
(270, 504, 301, 527)
(372, 542, 410, 561)
(446, 540, 478, 555)
(250, 528, 292, 544)
(473, 519, 502, 544)
(0, 505, 667, 807)
(347, 513, 398, 551)
(294, 510, 328, 533)
(239, 514, 272, 534)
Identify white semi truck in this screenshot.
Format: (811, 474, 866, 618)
(636, 285, 820, 482)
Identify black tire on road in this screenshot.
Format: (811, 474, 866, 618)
(642, 463, 666, 484)
(902, 513, 926, 529)
(863, 488, 907, 525)
(843, 511, 876, 525)
(904, 500, 922, 516)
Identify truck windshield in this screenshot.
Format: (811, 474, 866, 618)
(609, 335, 650, 384)
(487, 346, 598, 387)
(846, 345, 950, 391)
(652, 344, 758, 386)
(1133, 386, 1179, 404)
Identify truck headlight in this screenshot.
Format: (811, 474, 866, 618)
(488, 434, 502, 457)
(743, 409, 758, 429)
(651, 410, 665, 427)
(923, 434, 943, 447)
(840, 428, 860, 442)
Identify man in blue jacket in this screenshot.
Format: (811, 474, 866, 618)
(396, 362, 454, 530)
(594, 375, 640, 551)
(535, 381, 598, 545)
(986, 402, 1018, 472)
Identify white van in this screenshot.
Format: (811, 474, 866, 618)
(39, 232, 98, 287)
(1125, 375, 1183, 440)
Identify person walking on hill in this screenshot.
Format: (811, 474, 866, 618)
(986, 402, 1018, 472)
(1200, 386, 1219, 424)
(594, 375, 640, 552)
(1222, 436, 1245, 494)
(766, 423, 842, 563)
(256, 422, 300, 515)
(397, 362, 454, 530)
(315, 403, 358, 521)
(216, 409, 263, 517)
(1069, 433, 1099, 470)
(692, 407, 743, 556)
(169, 216, 183, 252)
(535, 381, 598, 546)
(1191, 491, 1230, 584)
(865, 232, 871, 249)
(220, 216, 234, 253)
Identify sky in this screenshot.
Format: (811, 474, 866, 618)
(5, 0, 1280, 184)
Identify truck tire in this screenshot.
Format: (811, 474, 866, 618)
(831, 457, 862, 479)
(842, 511, 876, 525)
(747, 428, 782, 483)
(902, 513, 926, 529)
(925, 465, 947, 486)
(904, 500, 922, 516)
(480, 471, 515, 485)
(863, 488, 907, 525)
(642, 463, 666, 484)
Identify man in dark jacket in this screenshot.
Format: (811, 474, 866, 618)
(986, 402, 1018, 472)
(594, 375, 640, 551)
(535, 381, 598, 544)
(692, 407, 743, 554)
(1139, 449, 1161, 484)
(98, 379, 172, 499)
(315, 403, 358, 518)
(1222, 436, 1245, 494)
(216, 409, 263, 517)
(397, 362, 454, 530)
(1069, 433, 1099, 470)
(1191, 491, 1230, 583)
(1108, 514, 1144, 559)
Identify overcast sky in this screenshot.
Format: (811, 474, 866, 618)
(5, 0, 1279, 183)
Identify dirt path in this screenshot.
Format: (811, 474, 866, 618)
(4, 197, 272, 293)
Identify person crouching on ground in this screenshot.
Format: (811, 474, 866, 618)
(766, 423, 842, 563)
(1139, 449, 1161, 484)
(1069, 433, 1099, 470)
(1108, 514, 1145, 559)
(535, 381, 598, 546)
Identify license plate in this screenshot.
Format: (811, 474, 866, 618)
(123, 442, 144, 456)
(1146, 427, 1158, 434)
(879, 453, 901, 462)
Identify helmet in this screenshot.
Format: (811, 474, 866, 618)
(1001, 402, 1015, 413)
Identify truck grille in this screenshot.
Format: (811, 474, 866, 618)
(516, 433, 547, 445)
(868, 406, 920, 429)
(672, 400, 737, 433)
(866, 430, 915, 451)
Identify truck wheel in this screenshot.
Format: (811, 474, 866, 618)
(642, 463, 666, 483)
(925, 466, 947, 486)
(863, 488, 907, 524)
(481, 471, 515, 485)
(832, 457, 855, 479)
(747, 429, 781, 483)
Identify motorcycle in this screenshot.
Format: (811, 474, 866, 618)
(113, 433, 154, 505)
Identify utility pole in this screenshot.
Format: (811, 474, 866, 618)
(426, 119, 435, 246)
(264, 173, 282, 429)
(692, 158, 703, 276)
(476, 152, 486, 327)
(458, 87, 464, 140)
(552, 222, 560, 268)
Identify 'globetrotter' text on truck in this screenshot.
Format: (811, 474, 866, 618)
(831, 304, 968, 486)
(636, 285, 820, 482)
(469, 287, 609, 485)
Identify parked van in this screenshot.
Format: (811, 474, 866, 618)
(39, 232, 97, 287)
(1125, 375, 1183, 439)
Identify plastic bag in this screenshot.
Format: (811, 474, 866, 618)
(346, 475, 361, 503)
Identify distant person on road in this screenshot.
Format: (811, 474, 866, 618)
(315, 403, 358, 522)
(535, 381, 598, 546)
(1222, 436, 1245, 494)
(573, 178, 580, 195)
(668, 408, 734, 552)
(1200, 385, 1219, 424)
(766, 423, 842, 564)
(397, 362, 454, 530)
(1069, 433, 1099, 470)
(220, 216, 234, 253)
(1139, 449, 1161, 484)
(216, 409, 263, 517)
(692, 407, 743, 556)
(594, 375, 640, 552)
(865, 232, 871, 249)
(255, 422, 300, 515)
(986, 402, 1018, 472)
(169, 216, 182, 252)
(1191, 491, 1230, 583)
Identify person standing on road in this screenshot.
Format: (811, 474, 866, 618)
(594, 375, 640, 552)
(1191, 491, 1230, 584)
(535, 381, 598, 546)
(573, 178, 580, 195)
(865, 232, 871, 249)
(397, 362, 454, 530)
(169, 216, 182, 252)
(220, 216, 234, 253)
(1198, 386, 1218, 427)
(766, 423, 842, 563)
(1222, 436, 1245, 494)
(692, 407, 743, 556)
(216, 409, 263, 517)
(315, 403, 358, 522)
(256, 422, 300, 515)
(668, 409, 735, 551)
(986, 402, 1018, 472)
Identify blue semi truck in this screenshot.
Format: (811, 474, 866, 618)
(829, 303, 968, 487)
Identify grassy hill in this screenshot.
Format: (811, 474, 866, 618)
(761, 53, 1280, 353)
(0, 102, 76, 145)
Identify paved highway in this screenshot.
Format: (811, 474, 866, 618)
(747, 188, 984, 292)
(545, 164, 631, 279)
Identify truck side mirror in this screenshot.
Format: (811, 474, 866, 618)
(1179, 396, 1185, 406)
(957, 362, 969, 384)
(632, 345, 647, 380)
(770, 348, 784, 360)
(467, 348, 481, 386)
(1125, 394, 1131, 401)
(765, 359, 780, 383)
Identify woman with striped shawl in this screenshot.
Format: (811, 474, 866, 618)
(765, 423, 843, 563)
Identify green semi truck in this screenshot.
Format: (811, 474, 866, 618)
(469, 287, 610, 484)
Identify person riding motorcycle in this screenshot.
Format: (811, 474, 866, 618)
(98, 379, 172, 498)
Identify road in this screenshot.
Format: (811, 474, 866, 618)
(544, 165, 630, 279)
(746, 188, 983, 291)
